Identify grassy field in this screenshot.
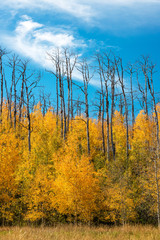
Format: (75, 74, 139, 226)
(0, 225, 160, 240)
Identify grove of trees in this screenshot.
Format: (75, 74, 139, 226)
(0, 47, 160, 227)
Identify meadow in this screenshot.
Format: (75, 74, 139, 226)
(0, 225, 160, 240)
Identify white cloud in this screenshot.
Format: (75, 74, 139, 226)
(1, 0, 160, 22)
(0, 0, 93, 22)
(0, 0, 160, 35)
(34, 31, 75, 48)
(2, 16, 85, 70)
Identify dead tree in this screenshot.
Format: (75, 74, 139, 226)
(47, 49, 66, 139)
(77, 60, 93, 156)
(24, 72, 40, 152)
(97, 54, 106, 156)
(115, 57, 129, 162)
(47, 50, 59, 129)
(61, 62, 67, 139)
(8, 55, 20, 128)
(97, 91, 102, 121)
(105, 55, 111, 161)
(119, 94, 123, 115)
(64, 49, 77, 131)
(0, 47, 8, 122)
(110, 65, 116, 161)
(139, 56, 150, 116)
(126, 63, 136, 130)
(19, 60, 28, 124)
(4, 72, 10, 121)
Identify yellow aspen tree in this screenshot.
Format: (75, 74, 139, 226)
(52, 150, 100, 223)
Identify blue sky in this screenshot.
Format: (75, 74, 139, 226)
(0, 0, 160, 98)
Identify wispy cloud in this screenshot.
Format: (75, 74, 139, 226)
(0, 0, 159, 41)
(0, 0, 93, 22)
(1, 0, 160, 24)
(2, 16, 86, 70)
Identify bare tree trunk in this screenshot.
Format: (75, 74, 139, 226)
(131, 70, 135, 128)
(25, 83, 31, 152)
(19, 63, 26, 123)
(13, 60, 16, 129)
(99, 73, 105, 155)
(67, 73, 70, 131)
(119, 95, 123, 115)
(0, 56, 3, 122)
(9, 78, 13, 126)
(24, 68, 39, 152)
(71, 77, 73, 119)
(0, 48, 8, 123)
(97, 53, 110, 160)
(145, 72, 148, 116)
(68, 51, 77, 127)
(77, 61, 92, 156)
(61, 73, 67, 140)
(126, 63, 135, 130)
(56, 64, 59, 128)
(101, 93, 105, 155)
(116, 57, 129, 163)
(8, 55, 19, 128)
(4, 72, 10, 121)
(98, 93, 102, 121)
(58, 63, 64, 138)
(64, 50, 70, 132)
(139, 56, 150, 116)
(97, 55, 106, 155)
(85, 90, 90, 156)
(106, 87, 110, 161)
(110, 67, 116, 161)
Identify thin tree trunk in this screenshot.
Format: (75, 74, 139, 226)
(130, 70, 135, 129)
(56, 64, 59, 128)
(99, 70, 105, 155)
(116, 58, 129, 163)
(62, 76, 67, 140)
(58, 65, 63, 138)
(12, 60, 16, 129)
(111, 69, 115, 161)
(106, 87, 110, 161)
(25, 84, 31, 152)
(0, 56, 3, 122)
(19, 70, 25, 123)
(84, 80, 90, 155)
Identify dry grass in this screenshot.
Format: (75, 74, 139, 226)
(0, 225, 160, 240)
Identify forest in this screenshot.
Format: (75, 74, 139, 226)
(0, 47, 160, 227)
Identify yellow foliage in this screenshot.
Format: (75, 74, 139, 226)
(53, 151, 100, 222)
